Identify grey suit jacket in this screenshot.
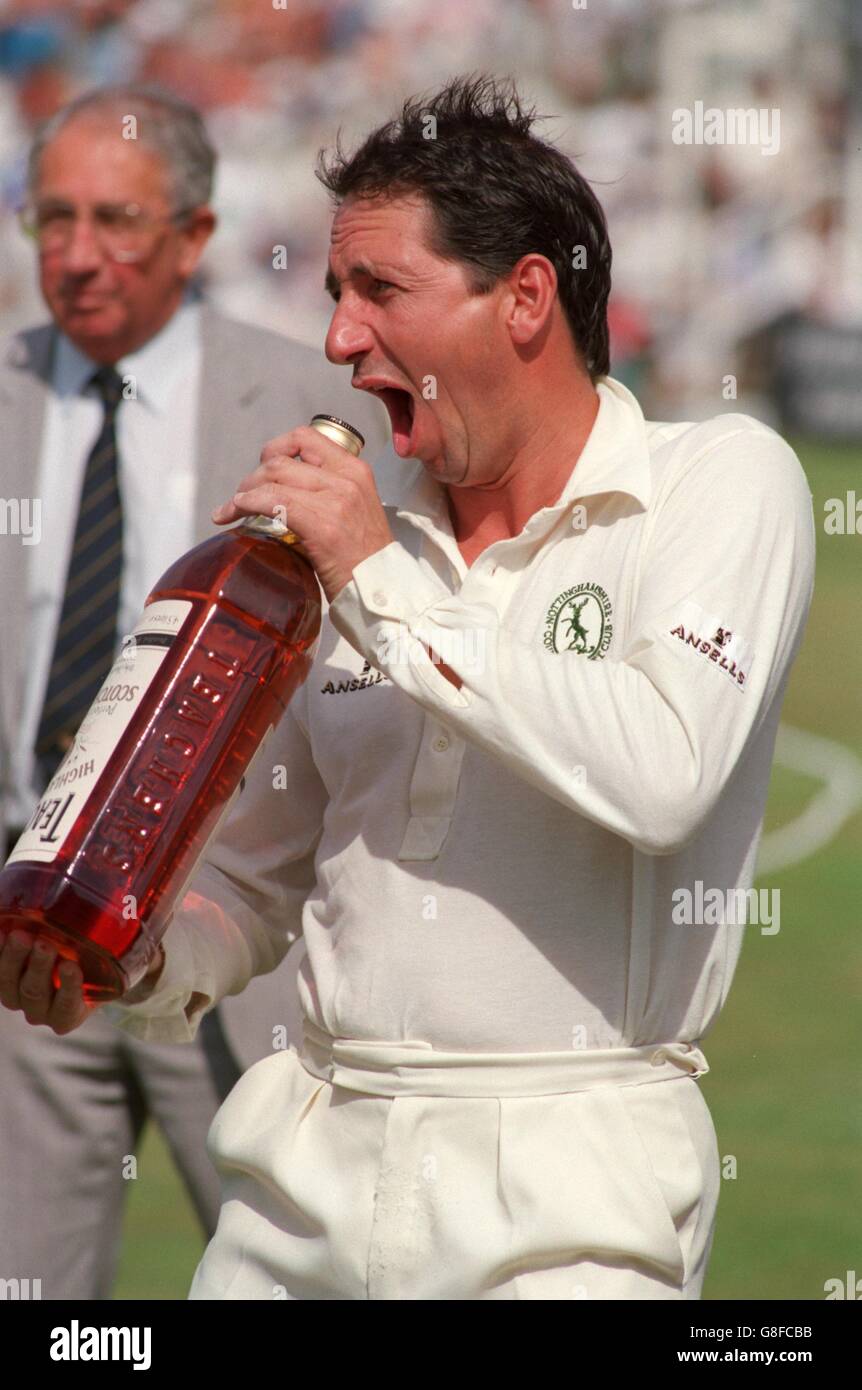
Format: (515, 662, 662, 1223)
(0, 302, 390, 1071)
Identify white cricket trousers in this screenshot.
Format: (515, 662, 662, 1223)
(188, 1019, 721, 1300)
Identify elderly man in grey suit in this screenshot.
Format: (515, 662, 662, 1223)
(0, 83, 387, 1299)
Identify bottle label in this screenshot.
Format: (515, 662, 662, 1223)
(8, 600, 193, 867)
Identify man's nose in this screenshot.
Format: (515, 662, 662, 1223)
(60, 214, 105, 274)
(325, 300, 372, 366)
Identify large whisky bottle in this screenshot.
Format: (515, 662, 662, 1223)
(0, 414, 363, 1002)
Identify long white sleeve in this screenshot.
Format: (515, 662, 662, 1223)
(327, 421, 815, 856)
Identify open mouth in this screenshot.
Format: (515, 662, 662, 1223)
(368, 385, 416, 456)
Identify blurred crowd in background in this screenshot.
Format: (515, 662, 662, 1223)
(0, 0, 859, 429)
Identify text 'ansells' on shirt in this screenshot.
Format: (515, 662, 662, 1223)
(320, 658, 389, 694)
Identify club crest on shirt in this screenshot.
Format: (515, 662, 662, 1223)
(544, 583, 613, 659)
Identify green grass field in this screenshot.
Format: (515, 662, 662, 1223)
(112, 440, 861, 1301)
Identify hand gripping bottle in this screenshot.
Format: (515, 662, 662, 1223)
(0, 414, 364, 1002)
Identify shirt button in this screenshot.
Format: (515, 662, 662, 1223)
(650, 1048, 667, 1067)
(372, 590, 387, 606)
(433, 736, 450, 752)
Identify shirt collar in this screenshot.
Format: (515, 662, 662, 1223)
(51, 293, 202, 412)
(380, 374, 652, 529)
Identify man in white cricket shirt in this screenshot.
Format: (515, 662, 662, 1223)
(1, 75, 815, 1300)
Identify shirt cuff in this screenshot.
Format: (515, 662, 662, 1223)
(102, 919, 212, 1044)
(328, 541, 473, 707)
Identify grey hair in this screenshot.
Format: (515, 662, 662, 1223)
(27, 84, 216, 212)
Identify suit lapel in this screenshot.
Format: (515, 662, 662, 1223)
(0, 326, 55, 782)
(194, 304, 265, 539)
(0, 325, 54, 506)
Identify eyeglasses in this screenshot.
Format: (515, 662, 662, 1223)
(18, 200, 197, 262)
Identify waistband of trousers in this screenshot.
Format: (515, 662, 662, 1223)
(297, 1017, 709, 1099)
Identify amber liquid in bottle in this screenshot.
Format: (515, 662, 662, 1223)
(0, 415, 362, 1003)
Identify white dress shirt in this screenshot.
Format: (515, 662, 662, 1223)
(108, 376, 815, 1055)
(9, 298, 201, 828)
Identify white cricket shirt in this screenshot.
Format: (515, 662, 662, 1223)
(108, 376, 815, 1054)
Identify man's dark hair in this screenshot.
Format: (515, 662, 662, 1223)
(315, 73, 612, 380)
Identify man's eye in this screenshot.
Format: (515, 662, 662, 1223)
(369, 278, 394, 294)
(38, 208, 73, 227)
(98, 208, 138, 230)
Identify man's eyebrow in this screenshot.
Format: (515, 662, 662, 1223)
(34, 198, 137, 212)
(324, 262, 393, 299)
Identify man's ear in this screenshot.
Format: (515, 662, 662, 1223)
(178, 207, 217, 278)
(506, 253, 557, 347)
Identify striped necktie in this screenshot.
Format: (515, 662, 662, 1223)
(34, 364, 126, 791)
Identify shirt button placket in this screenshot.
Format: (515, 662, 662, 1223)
(397, 717, 466, 861)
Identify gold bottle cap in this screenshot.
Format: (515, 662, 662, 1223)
(309, 414, 364, 455)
